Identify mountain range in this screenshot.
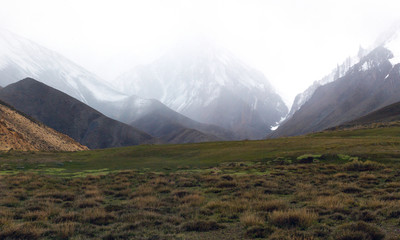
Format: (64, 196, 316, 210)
(2, 24, 400, 149)
(0, 29, 240, 146)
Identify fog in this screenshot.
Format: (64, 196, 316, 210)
(0, 0, 399, 106)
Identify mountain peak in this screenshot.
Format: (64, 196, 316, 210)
(115, 40, 288, 139)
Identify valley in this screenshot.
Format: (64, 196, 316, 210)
(0, 6, 400, 239)
(1, 124, 400, 239)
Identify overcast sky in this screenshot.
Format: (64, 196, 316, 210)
(0, 0, 399, 106)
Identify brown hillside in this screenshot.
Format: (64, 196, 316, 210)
(0, 102, 88, 151)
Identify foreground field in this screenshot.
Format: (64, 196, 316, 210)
(1, 126, 400, 239)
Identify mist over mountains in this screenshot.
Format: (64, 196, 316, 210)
(1, 22, 400, 148)
(271, 24, 400, 137)
(0, 28, 286, 147)
(116, 40, 288, 139)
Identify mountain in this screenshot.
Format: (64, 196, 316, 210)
(0, 28, 127, 112)
(0, 99, 87, 151)
(287, 47, 368, 119)
(0, 29, 236, 144)
(115, 39, 288, 139)
(0, 78, 154, 149)
(101, 95, 236, 142)
(270, 32, 400, 138)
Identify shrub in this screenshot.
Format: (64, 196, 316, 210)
(269, 209, 317, 228)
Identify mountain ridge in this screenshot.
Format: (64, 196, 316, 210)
(0, 78, 155, 149)
(0, 99, 88, 151)
(270, 45, 399, 138)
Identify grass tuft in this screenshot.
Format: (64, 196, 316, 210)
(269, 209, 317, 229)
(344, 160, 384, 171)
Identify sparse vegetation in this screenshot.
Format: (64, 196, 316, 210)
(1, 126, 400, 239)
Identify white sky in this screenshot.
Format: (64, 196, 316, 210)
(0, 0, 399, 107)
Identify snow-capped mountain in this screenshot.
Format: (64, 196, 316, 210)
(270, 23, 400, 138)
(0, 28, 127, 111)
(115, 39, 288, 139)
(0, 30, 238, 144)
(287, 47, 368, 119)
(287, 21, 400, 121)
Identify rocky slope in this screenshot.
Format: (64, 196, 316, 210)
(270, 45, 400, 137)
(270, 24, 400, 138)
(287, 47, 368, 119)
(0, 100, 87, 151)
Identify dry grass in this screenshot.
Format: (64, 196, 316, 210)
(74, 198, 100, 208)
(314, 194, 354, 211)
(0, 156, 398, 239)
(0, 222, 45, 240)
(359, 172, 377, 181)
(240, 212, 264, 227)
(253, 199, 289, 212)
(180, 193, 206, 206)
(132, 195, 162, 209)
(55, 222, 76, 239)
(344, 160, 384, 171)
(269, 209, 317, 228)
(82, 208, 115, 225)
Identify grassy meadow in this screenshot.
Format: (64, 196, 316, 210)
(1, 126, 400, 239)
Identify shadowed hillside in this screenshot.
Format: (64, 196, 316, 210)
(0, 78, 154, 149)
(0, 100, 87, 151)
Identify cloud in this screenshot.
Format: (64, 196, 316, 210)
(0, 0, 399, 106)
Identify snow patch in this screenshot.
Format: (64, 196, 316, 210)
(270, 116, 287, 131)
(270, 125, 279, 131)
(361, 62, 369, 71)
